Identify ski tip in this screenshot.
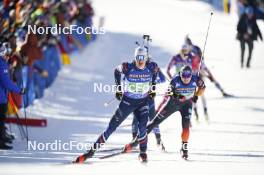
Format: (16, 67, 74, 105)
(73, 155, 86, 164)
(123, 143, 133, 153)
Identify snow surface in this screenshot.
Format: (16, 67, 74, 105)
(1, 0, 264, 174)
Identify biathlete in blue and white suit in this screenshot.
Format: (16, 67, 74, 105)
(75, 46, 159, 163)
(131, 61, 166, 149)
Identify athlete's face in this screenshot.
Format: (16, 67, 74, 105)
(135, 60, 146, 69)
(135, 55, 147, 69)
(181, 71, 192, 84)
(181, 49, 190, 59)
(182, 49, 189, 54)
(182, 77, 192, 84)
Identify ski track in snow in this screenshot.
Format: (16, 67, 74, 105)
(0, 0, 264, 174)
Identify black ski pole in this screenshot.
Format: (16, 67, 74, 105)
(8, 95, 27, 140)
(20, 75, 29, 148)
(22, 95, 29, 148)
(104, 97, 116, 107)
(198, 12, 214, 76)
(201, 12, 213, 65)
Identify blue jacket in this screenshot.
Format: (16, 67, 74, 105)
(114, 61, 159, 99)
(0, 56, 21, 104)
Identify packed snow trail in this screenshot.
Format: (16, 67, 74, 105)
(0, 0, 264, 174)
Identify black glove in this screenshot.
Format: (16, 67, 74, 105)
(115, 91, 123, 101)
(192, 95, 198, 103)
(20, 88, 26, 95)
(115, 84, 123, 101)
(148, 91, 156, 99)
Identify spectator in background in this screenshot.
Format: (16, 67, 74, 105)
(237, 6, 263, 68)
(238, 0, 247, 16)
(0, 0, 96, 145)
(0, 42, 25, 150)
(20, 32, 44, 106)
(237, 0, 264, 19)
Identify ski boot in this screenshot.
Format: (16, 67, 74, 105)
(156, 133, 165, 151)
(204, 107, 209, 123)
(0, 126, 12, 144)
(4, 126, 15, 140)
(0, 134, 13, 144)
(138, 152, 148, 163)
(246, 61, 250, 68)
(180, 142, 188, 160)
(74, 149, 95, 163)
(0, 140, 12, 150)
(157, 139, 166, 151)
(74, 134, 106, 163)
(222, 92, 234, 98)
(123, 139, 139, 153)
(194, 108, 199, 124)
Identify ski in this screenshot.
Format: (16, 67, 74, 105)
(97, 147, 123, 153)
(159, 143, 166, 151)
(99, 150, 125, 159)
(73, 145, 130, 163)
(99, 149, 138, 159)
(223, 93, 235, 98)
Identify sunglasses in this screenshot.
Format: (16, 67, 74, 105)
(181, 71, 192, 79)
(136, 55, 145, 61)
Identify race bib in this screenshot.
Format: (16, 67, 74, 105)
(126, 82, 150, 94)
